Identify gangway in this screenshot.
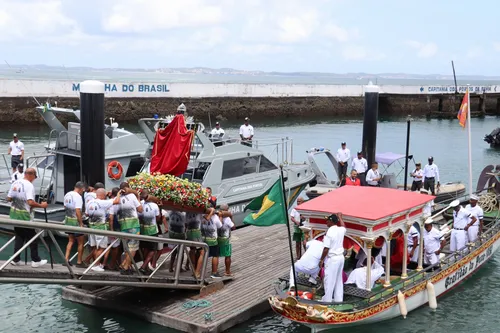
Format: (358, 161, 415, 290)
(0, 218, 228, 290)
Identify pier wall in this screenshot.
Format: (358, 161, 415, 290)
(0, 80, 499, 123)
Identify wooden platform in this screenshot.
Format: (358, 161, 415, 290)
(61, 224, 293, 333)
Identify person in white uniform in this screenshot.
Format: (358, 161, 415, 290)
(450, 201, 475, 252)
(410, 162, 424, 191)
(351, 151, 368, 186)
(289, 229, 324, 290)
(8, 133, 24, 173)
(211, 122, 225, 137)
(420, 189, 435, 217)
(10, 163, 24, 183)
(239, 117, 254, 147)
(465, 194, 484, 243)
(407, 223, 420, 267)
(319, 213, 346, 303)
(336, 142, 351, 182)
(366, 162, 382, 187)
(423, 156, 440, 195)
(345, 257, 385, 290)
(423, 218, 445, 267)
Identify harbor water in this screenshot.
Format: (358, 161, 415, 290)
(1, 116, 500, 332)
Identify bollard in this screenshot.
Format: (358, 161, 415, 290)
(362, 82, 379, 167)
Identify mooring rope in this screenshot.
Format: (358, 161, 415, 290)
(182, 299, 212, 310)
(478, 192, 499, 213)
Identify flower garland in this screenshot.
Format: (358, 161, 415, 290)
(128, 172, 209, 209)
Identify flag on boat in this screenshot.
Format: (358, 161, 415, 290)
(243, 178, 287, 226)
(457, 88, 469, 128)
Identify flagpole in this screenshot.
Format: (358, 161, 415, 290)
(466, 85, 473, 195)
(280, 165, 299, 294)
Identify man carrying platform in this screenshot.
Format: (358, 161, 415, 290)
(63, 181, 86, 268)
(289, 227, 323, 290)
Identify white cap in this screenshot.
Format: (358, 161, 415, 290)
(450, 201, 460, 208)
(424, 218, 434, 225)
(299, 226, 311, 233)
(420, 189, 429, 194)
(470, 194, 479, 201)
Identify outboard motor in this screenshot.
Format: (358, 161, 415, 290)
(484, 128, 500, 147)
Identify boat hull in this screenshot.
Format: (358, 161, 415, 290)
(269, 226, 500, 331)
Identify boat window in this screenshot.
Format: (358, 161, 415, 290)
(259, 156, 278, 172)
(125, 157, 146, 177)
(222, 157, 259, 179)
(243, 156, 259, 175)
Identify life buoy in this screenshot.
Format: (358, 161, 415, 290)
(300, 292, 313, 300)
(107, 161, 123, 180)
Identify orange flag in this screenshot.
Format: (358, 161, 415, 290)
(457, 89, 469, 128)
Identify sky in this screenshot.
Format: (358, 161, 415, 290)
(0, 0, 499, 75)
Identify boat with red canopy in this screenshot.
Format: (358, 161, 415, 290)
(269, 184, 500, 332)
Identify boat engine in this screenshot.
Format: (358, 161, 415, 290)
(484, 128, 500, 148)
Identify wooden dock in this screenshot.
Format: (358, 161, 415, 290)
(61, 224, 292, 333)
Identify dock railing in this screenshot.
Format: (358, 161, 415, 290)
(0, 218, 210, 290)
(0, 153, 12, 180)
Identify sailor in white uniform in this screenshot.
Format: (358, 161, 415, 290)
(239, 117, 254, 147)
(407, 224, 420, 265)
(465, 194, 483, 243)
(289, 229, 324, 289)
(351, 151, 368, 186)
(366, 162, 382, 187)
(420, 189, 435, 217)
(10, 163, 24, 183)
(319, 213, 346, 303)
(345, 257, 385, 290)
(336, 142, 351, 182)
(450, 201, 475, 252)
(422, 156, 440, 195)
(423, 218, 446, 267)
(210, 122, 225, 137)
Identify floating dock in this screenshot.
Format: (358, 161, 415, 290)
(60, 224, 292, 333)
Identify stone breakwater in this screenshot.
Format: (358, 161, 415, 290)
(1, 95, 498, 123)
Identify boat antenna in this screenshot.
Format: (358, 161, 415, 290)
(451, 60, 458, 94)
(4, 60, 41, 106)
(208, 110, 213, 129)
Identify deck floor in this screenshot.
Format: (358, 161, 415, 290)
(60, 223, 293, 333)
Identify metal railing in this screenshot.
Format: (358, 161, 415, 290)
(25, 154, 56, 202)
(0, 218, 210, 289)
(0, 153, 12, 180)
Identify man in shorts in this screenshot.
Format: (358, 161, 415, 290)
(63, 181, 86, 268)
(217, 204, 235, 276)
(105, 187, 122, 270)
(138, 190, 161, 274)
(8, 133, 24, 173)
(184, 211, 204, 273)
(201, 208, 222, 278)
(167, 210, 187, 272)
(290, 197, 306, 259)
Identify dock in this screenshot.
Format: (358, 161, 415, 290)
(60, 223, 292, 333)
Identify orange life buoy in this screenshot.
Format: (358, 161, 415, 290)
(301, 292, 313, 300)
(107, 160, 123, 180)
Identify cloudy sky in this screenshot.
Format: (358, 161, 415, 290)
(0, 0, 498, 75)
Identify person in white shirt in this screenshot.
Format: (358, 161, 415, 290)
(290, 197, 306, 259)
(320, 213, 346, 302)
(450, 201, 475, 252)
(351, 151, 368, 185)
(289, 229, 324, 290)
(217, 204, 235, 276)
(211, 122, 225, 137)
(465, 194, 484, 243)
(336, 142, 351, 182)
(138, 189, 161, 274)
(7, 168, 48, 267)
(423, 156, 440, 195)
(420, 189, 435, 217)
(345, 256, 385, 290)
(239, 117, 254, 147)
(407, 224, 420, 267)
(8, 133, 24, 173)
(423, 218, 446, 267)
(10, 163, 24, 183)
(63, 181, 86, 267)
(410, 163, 424, 191)
(366, 162, 382, 187)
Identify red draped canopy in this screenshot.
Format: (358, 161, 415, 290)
(150, 115, 195, 176)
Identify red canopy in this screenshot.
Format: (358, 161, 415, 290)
(150, 114, 195, 177)
(297, 186, 434, 221)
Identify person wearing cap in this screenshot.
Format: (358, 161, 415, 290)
(351, 151, 368, 186)
(336, 142, 351, 183)
(8, 133, 24, 173)
(290, 197, 306, 259)
(366, 162, 382, 187)
(319, 213, 346, 303)
(345, 170, 361, 186)
(450, 201, 475, 252)
(211, 122, 225, 137)
(239, 117, 254, 147)
(423, 157, 440, 195)
(420, 189, 435, 217)
(289, 228, 324, 290)
(465, 194, 484, 243)
(423, 218, 446, 268)
(63, 181, 87, 268)
(410, 163, 424, 191)
(407, 223, 420, 268)
(10, 163, 24, 183)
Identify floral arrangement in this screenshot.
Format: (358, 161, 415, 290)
(128, 172, 209, 210)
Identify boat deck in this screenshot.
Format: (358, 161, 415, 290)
(61, 223, 293, 333)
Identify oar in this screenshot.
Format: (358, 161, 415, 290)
(44, 208, 54, 269)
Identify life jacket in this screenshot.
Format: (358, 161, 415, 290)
(345, 177, 361, 186)
(209, 196, 217, 208)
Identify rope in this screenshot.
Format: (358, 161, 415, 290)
(182, 299, 212, 310)
(478, 192, 498, 213)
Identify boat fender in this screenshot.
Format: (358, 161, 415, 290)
(301, 292, 313, 300)
(107, 161, 124, 180)
(397, 290, 407, 319)
(427, 281, 437, 310)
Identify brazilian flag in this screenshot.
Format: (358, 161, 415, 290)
(243, 179, 287, 226)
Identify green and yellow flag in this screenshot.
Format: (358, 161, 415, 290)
(243, 178, 287, 226)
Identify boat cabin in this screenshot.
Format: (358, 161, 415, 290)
(297, 186, 435, 291)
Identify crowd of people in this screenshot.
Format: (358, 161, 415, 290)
(7, 172, 235, 278)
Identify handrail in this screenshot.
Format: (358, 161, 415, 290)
(0, 153, 12, 178)
(26, 154, 56, 201)
(0, 218, 210, 288)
